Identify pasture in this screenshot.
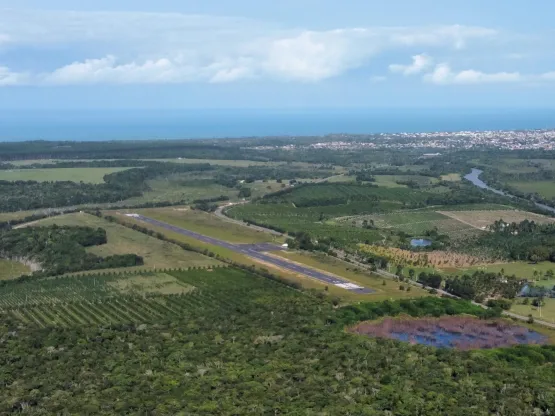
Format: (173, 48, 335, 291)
(144, 158, 342, 170)
(460, 261, 555, 282)
(125, 207, 277, 244)
(346, 210, 479, 239)
(508, 180, 555, 200)
(123, 180, 239, 205)
(0, 167, 131, 183)
(512, 298, 555, 324)
(0, 259, 31, 280)
(30, 213, 220, 272)
(373, 175, 439, 188)
(438, 209, 555, 230)
(440, 173, 462, 182)
(0, 210, 46, 222)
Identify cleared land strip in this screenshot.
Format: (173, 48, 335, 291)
(438, 209, 555, 231)
(127, 214, 374, 294)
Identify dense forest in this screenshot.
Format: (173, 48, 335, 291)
(0, 225, 143, 277)
(473, 219, 555, 262)
(1, 285, 554, 415)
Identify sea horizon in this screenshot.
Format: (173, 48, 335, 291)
(1, 108, 554, 142)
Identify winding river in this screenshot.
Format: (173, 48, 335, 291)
(464, 168, 555, 215)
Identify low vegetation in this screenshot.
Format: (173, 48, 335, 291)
(32, 213, 221, 272)
(0, 225, 143, 277)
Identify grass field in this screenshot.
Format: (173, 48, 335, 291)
(512, 298, 555, 324)
(145, 158, 323, 168)
(373, 175, 439, 188)
(441, 173, 462, 181)
(509, 181, 555, 199)
(0, 167, 131, 183)
(438, 209, 555, 230)
(0, 259, 31, 280)
(123, 207, 279, 244)
(0, 210, 46, 222)
(274, 251, 428, 301)
(31, 213, 220, 272)
(8, 159, 58, 166)
(459, 261, 555, 281)
(122, 177, 239, 205)
(348, 210, 479, 239)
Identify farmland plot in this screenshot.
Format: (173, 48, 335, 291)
(342, 211, 479, 240)
(438, 210, 555, 230)
(0, 267, 297, 327)
(359, 245, 491, 269)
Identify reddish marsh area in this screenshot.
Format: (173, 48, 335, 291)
(350, 316, 547, 350)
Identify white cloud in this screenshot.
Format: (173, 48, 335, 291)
(425, 63, 522, 85)
(541, 72, 555, 80)
(389, 54, 433, 75)
(210, 66, 254, 83)
(44, 56, 197, 85)
(0, 66, 29, 86)
(389, 25, 496, 49)
(0, 9, 529, 86)
(371, 76, 387, 83)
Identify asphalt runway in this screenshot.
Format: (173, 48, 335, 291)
(128, 214, 374, 294)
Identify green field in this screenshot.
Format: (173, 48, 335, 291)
(147, 158, 322, 168)
(373, 175, 438, 188)
(32, 213, 220, 272)
(512, 298, 555, 324)
(0, 210, 48, 222)
(346, 210, 478, 239)
(0, 167, 131, 183)
(441, 173, 462, 182)
(122, 176, 239, 205)
(126, 207, 279, 244)
(275, 251, 428, 301)
(460, 261, 555, 281)
(0, 259, 31, 280)
(509, 180, 555, 199)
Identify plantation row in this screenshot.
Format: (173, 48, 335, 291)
(0, 267, 302, 327)
(266, 183, 434, 207)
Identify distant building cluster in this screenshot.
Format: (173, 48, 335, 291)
(247, 129, 555, 151)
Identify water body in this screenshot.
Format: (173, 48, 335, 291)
(464, 168, 555, 214)
(410, 238, 432, 247)
(391, 327, 547, 349)
(1, 108, 555, 141)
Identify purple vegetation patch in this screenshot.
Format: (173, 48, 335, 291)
(349, 316, 548, 350)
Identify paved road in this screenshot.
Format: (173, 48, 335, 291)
(127, 214, 374, 294)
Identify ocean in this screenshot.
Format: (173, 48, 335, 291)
(0, 109, 554, 141)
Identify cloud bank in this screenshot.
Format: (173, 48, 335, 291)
(0, 9, 552, 87)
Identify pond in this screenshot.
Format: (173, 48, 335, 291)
(350, 316, 548, 350)
(410, 238, 432, 247)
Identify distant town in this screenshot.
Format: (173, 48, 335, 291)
(247, 129, 555, 151)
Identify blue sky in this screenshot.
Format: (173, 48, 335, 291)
(1, 0, 554, 109)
